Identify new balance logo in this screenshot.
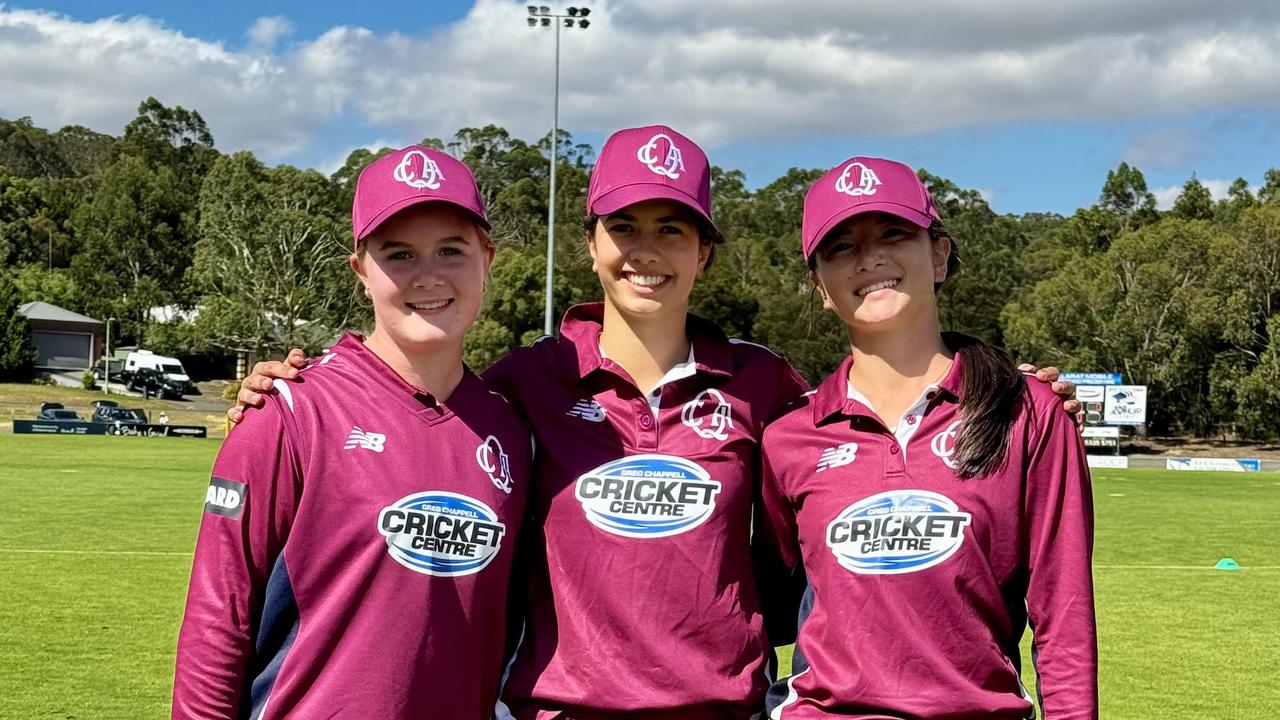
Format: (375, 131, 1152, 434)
(567, 399, 606, 422)
(344, 426, 387, 453)
(817, 443, 858, 472)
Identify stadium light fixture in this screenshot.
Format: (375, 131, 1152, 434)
(523, 4, 593, 336)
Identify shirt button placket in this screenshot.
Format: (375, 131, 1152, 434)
(636, 399, 658, 451)
(885, 433, 906, 479)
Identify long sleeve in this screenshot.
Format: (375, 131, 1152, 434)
(1024, 400, 1098, 720)
(755, 434, 808, 643)
(172, 400, 301, 719)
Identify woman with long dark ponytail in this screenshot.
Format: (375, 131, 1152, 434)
(759, 157, 1097, 719)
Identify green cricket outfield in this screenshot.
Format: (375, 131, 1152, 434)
(1, 435, 1276, 718)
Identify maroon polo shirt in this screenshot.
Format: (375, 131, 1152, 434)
(483, 303, 809, 720)
(759, 354, 1097, 720)
(174, 333, 532, 720)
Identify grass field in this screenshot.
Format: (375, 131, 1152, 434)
(1, 435, 1278, 719)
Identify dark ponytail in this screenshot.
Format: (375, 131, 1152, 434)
(943, 332, 1026, 479)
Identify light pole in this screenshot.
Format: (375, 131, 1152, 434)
(104, 317, 115, 395)
(526, 5, 591, 336)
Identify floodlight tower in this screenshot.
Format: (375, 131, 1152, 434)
(526, 5, 591, 336)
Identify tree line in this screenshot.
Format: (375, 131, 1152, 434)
(3, 99, 1280, 438)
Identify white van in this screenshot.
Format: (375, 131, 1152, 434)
(124, 350, 192, 396)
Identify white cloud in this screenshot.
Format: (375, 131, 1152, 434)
(1151, 178, 1256, 210)
(246, 15, 294, 49)
(3, 1, 1280, 164)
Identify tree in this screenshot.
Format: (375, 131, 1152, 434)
(69, 154, 192, 339)
(1172, 175, 1213, 220)
(192, 153, 360, 357)
(0, 271, 35, 381)
(1099, 162, 1159, 230)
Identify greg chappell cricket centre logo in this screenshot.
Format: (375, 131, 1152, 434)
(378, 491, 506, 577)
(575, 454, 721, 538)
(826, 490, 971, 574)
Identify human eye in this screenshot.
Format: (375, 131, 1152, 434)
(439, 246, 464, 257)
(387, 249, 413, 260)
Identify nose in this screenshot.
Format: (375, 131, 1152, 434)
(627, 229, 662, 265)
(411, 256, 448, 288)
(854, 242, 888, 273)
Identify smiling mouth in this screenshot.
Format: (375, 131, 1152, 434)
(623, 272, 672, 290)
(407, 299, 453, 312)
(855, 279, 901, 297)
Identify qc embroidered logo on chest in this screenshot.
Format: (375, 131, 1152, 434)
(637, 133, 685, 179)
(681, 388, 734, 441)
(575, 454, 722, 538)
(377, 491, 506, 577)
(392, 149, 445, 190)
(930, 420, 961, 469)
(476, 435, 513, 494)
(826, 490, 972, 574)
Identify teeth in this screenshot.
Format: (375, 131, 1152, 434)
(627, 274, 668, 287)
(856, 279, 899, 297)
(409, 300, 450, 310)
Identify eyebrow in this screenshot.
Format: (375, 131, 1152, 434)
(603, 212, 696, 224)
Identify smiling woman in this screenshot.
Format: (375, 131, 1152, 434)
(172, 145, 531, 720)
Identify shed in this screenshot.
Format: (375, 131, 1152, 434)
(17, 301, 105, 370)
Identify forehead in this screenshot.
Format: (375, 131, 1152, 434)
(607, 198, 700, 223)
(368, 203, 480, 246)
(828, 211, 918, 236)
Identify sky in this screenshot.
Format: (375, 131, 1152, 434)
(1, 0, 1279, 215)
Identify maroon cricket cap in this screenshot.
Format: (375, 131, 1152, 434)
(801, 157, 941, 260)
(587, 125, 715, 230)
(351, 145, 490, 248)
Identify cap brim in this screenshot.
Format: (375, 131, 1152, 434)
(590, 183, 715, 231)
(804, 201, 934, 259)
(356, 196, 491, 244)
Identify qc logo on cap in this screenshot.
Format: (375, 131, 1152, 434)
(801, 156, 942, 260)
(392, 149, 446, 190)
(636, 132, 685, 179)
(351, 145, 490, 248)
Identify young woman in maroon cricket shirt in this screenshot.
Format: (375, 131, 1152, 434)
(757, 157, 1097, 719)
(174, 146, 531, 720)
(228, 133, 1079, 719)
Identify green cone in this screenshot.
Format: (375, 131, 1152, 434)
(1214, 558, 1240, 570)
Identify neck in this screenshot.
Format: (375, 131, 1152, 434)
(599, 301, 690, 394)
(363, 328, 466, 403)
(845, 313, 952, 420)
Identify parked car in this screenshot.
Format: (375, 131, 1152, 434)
(36, 402, 85, 422)
(123, 350, 192, 396)
(126, 367, 187, 400)
(91, 360, 129, 385)
(90, 400, 148, 426)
